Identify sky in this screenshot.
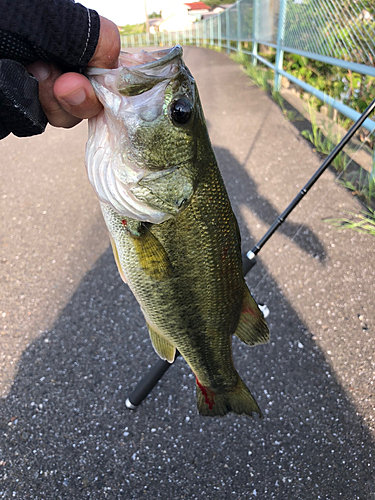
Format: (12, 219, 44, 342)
(78, 0, 169, 26)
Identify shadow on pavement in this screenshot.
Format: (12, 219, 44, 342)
(213, 144, 327, 264)
(0, 151, 374, 499)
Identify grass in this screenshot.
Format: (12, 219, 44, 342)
(230, 49, 375, 237)
(231, 53, 299, 121)
(245, 64, 273, 92)
(300, 103, 375, 207)
(325, 207, 375, 236)
(301, 105, 375, 235)
(339, 166, 375, 207)
(301, 103, 346, 171)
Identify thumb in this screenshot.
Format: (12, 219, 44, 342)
(88, 16, 121, 69)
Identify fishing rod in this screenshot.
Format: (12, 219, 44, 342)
(125, 97, 375, 411)
(242, 97, 375, 274)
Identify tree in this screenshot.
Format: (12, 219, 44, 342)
(204, 0, 236, 9)
(148, 11, 161, 19)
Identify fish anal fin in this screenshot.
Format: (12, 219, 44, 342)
(234, 286, 269, 346)
(196, 376, 262, 418)
(131, 224, 173, 281)
(147, 323, 176, 363)
(109, 236, 127, 284)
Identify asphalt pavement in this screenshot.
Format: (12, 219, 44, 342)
(0, 46, 374, 499)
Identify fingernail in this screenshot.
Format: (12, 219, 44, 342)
(62, 88, 86, 106)
(28, 61, 50, 81)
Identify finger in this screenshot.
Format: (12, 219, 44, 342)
(27, 61, 82, 128)
(89, 16, 121, 69)
(53, 72, 103, 120)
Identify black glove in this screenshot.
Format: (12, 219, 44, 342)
(0, 0, 100, 140)
(0, 59, 47, 139)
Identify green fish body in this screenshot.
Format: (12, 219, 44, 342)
(86, 46, 269, 418)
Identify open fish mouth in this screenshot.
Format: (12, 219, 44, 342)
(87, 45, 183, 74)
(86, 45, 185, 98)
(85, 46, 197, 224)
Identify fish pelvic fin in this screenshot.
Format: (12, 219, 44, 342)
(196, 376, 262, 418)
(147, 322, 176, 363)
(234, 286, 269, 346)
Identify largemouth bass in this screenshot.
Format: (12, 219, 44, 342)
(85, 46, 269, 418)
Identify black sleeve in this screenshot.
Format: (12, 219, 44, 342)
(0, 0, 100, 71)
(0, 0, 101, 139)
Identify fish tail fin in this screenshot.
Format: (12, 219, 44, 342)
(196, 376, 262, 418)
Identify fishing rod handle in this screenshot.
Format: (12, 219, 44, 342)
(126, 352, 181, 409)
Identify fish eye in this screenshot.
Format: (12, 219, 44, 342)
(169, 98, 193, 125)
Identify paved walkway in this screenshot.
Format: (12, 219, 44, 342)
(1, 46, 374, 499)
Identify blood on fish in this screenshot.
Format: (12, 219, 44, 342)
(121, 219, 127, 227)
(196, 377, 215, 409)
(242, 303, 257, 317)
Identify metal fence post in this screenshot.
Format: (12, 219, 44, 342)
(252, 0, 258, 65)
(197, 23, 200, 47)
(275, 0, 287, 91)
(237, 0, 241, 52)
(218, 13, 222, 48)
(210, 17, 214, 46)
(226, 8, 230, 53)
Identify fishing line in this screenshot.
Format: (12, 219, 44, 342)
(249, 113, 375, 294)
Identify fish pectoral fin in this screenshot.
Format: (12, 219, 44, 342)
(109, 236, 127, 284)
(234, 286, 269, 346)
(147, 323, 176, 363)
(131, 224, 173, 281)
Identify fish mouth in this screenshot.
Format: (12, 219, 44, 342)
(86, 45, 186, 95)
(87, 45, 183, 73)
(118, 45, 183, 70)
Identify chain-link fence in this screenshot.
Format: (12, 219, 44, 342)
(283, 0, 375, 66)
(121, 0, 375, 132)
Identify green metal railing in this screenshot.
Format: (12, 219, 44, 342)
(121, 0, 375, 135)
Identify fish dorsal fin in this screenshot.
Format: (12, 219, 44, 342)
(109, 236, 127, 284)
(234, 286, 269, 346)
(131, 224, 173, 281)
(147, 323, 176, 363)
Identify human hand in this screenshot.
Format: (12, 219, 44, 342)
(27, 16, 120, 129)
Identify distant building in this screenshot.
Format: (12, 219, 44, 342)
(184, 2, 211, 20)
(213, 4, 236, 13)
(157, 0, 211, 32)
(201, 4, 234, 21)
(149, 18, 162, 34)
